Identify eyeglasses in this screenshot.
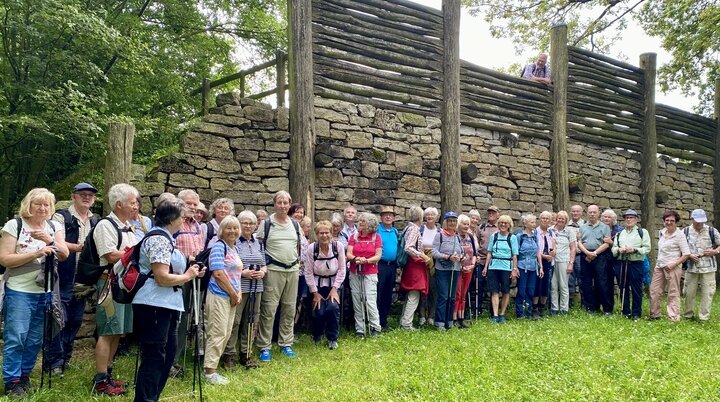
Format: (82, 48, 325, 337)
(498, 222, 509, 225)
(240, 221, 254, 226)
(75, 193, 96, 198)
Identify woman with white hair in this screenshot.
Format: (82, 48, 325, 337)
(552, 211, 576, 314)
(452, 214, 476, 328)
(398, 206, 431, 330)
(600, 208, 623, 313)
(534, 211, 554, 317)
(205, 198, 235, 249)
(346, 212, 383, 337)
(432, 211, 464, 330)
(0, 188, 69, 397)
(516, 214, 541, 319)
(418, 206, 440, 326)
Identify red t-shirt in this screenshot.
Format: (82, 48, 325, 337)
(348, 232, 383, 275)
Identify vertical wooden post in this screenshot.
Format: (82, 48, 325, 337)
(276, 49, 287, 107)
(288, 0, 315, 218)
(713, 79, 720, 232)
(441, 0, 461, 215)
(240, 75, 246, 98)
(639, 53, 657, 259)
(104, 122, 135, 214)
(550, 23, 570, 213)
(201, 78, 211, 116)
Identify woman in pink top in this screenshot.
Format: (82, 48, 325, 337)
(346, 212, 383, 337)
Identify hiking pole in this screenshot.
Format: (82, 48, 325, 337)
(40, 253, 55, 389)
(191, 275, 204, 402)
(474, 265, 480, 319)
(619, 258, 629, 316)
(446, 262, 456, 329)
(357, 264, 369, 336)
(245, 266, 259, 366)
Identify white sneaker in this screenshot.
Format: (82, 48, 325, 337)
(427, 318, 435, 326)
(418, 317, 426, 326)
(204, 372, 229, 385)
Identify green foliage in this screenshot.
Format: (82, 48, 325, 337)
(14, 302, 720, 401)
(0, 0, 287, 218)
(462, 0, 719, 116)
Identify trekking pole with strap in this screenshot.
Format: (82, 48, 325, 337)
(357, 264, 369, 336)
(191, 275, 204, 402)
(245, 265, 259, 366)
(619, 257, 629, 316)
(40, 253, 55, 389)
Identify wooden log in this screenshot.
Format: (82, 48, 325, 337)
(656, 104, 716, 134)
(314, 57, 442, 97)
(383, 0, 444, 17)
(441, 0, 462, 214)
(656, 127, 715, 152)
(551, 23, 570, 212)
(314, 32, 441, 71)
(104, 122, 135, 214)
(656, 133, 714, 158)
(567, 122, 640, 146)
(568, 67, 643, 96)
(461, 70, 552, 102)
(314, 85, 439, 116)
(313, 4, 442, 54)
(640, 53, 657, 261)
(351, 0, 443, 24)
(568, 175, 586, 193)
(567, 91, 643, 116)
(568, 74, 643, 100)
(567, 85, 643, 114)
(248, 85, 289, 101)
(567, 128, 640, 152)
(461, 164, 478, 184)
(460, 104, 550, 132)
(189, 59, 276, 96)
(462, 61, 552, 95)
(322, 0, 442, 35)
(567, 115, 642, 140)
(313, 24, 442, 63)
(314, 45, 440, 80)
(461, 82, 551, 116)
(289, 0, 315, 219)
(460, 93, 550, 123)
(461, 114, 552, 140)
(276, 49, 286, 107)
(567, 97, 642, 121)
(569, 62, 643, 91)
(568, 107, 643, 130)
(568, 50, 643, 83)
(569, 46, 643, 74)
(714, 78, 720, 231)
(314, 75, 439, 108)
(656, 145, 714, 165)
(314, 1, 442, 42)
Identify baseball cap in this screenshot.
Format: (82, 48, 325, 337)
(691, 209, 707, 223)
(444, 211, 458, 220)
(72, 182, 98, 193)
(622, 209, 639, 218)
(487, 206, 499, 213)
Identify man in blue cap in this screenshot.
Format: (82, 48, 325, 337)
(611, 209, 650, 319)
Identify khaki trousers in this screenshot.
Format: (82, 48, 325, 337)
(256, 270, 298, 349)
(203, 291, 237, 370)
(683, 271, 716, 321)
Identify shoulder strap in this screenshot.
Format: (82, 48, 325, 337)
(332, 240, 338, 258)
(204, 222, 215, 249)
(709, 225, 717, 246)
(263, 218, 271, 242)
(420, 225, 425, 235)
(14, 217, 22, 239)
(638, 226, 644, 240)
(292, 219, 301, 255)
(614, 231, 621, 248)
(313, 242, 320, 261)
(469, 234, 477, 256)
(93, 216, 123, 250)
(492, 232, 499, 252)
(684, 226, 690, 239)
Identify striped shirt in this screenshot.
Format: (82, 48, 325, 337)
(208, 240, 243, 298)
(236, 235, 265, 293)
(684, 225, 720, 273)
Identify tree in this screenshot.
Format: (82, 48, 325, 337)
(0, 0, 287, 219)
(463, 0, 719, 116)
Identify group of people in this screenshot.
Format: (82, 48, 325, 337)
(1, 183, 718, 401)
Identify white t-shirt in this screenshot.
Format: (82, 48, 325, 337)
(94, 212, 137, 267)
(1, 218, 62, 293)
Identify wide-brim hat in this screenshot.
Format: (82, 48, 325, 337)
(379, 206, 396, 215)
(622, 209, 639, 218)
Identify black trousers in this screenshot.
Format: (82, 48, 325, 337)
(377, 260, 397, 328)
(133, 304, 179, 402)
(581, 253, 612, 313)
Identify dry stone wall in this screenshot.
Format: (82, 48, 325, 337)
(146, 94, 714, 230)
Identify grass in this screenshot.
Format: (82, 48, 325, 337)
(5, 298, 720, 402)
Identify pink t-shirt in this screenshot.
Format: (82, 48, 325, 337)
(348, 232, 383, 275)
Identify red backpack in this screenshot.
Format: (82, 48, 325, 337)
(111, 230, 174, 304)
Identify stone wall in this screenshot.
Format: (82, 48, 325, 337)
(147, 94, 714, 232)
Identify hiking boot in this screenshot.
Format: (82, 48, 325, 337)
(369, 329, 381, 337)
(239, 354, 258, 369)
(355, 331, 365, 338)
(109, 374, 127, 389)
(204, 372, 229, 386)
(539, 305, 547, 317)
(418, 317, 426, 326)
(4, 381, 27, 398)
(93, 378, 127, 396)
(51, 367, 64, 378)
(328, 340, 338, 350)
(281, 346, 297, 358)
(169, 364, 184, 378)
(18, 375, 30, 393)
(400, 325, 418, 331)
(222, 355, 236, 369)
(531, 308, 540, 320)
(259, 349, 272, 362)
(497, 315, 507, 324)
(459, 320, 471, 329)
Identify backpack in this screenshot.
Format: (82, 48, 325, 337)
(204, 222, 216, 250)
(110, 230, 175, 304)
(75, 217, 122, 285)
(491, 232, 514, 261)
(313, 240, 339, 262)
(396, 227, 410, 267)
(261, 218, 302, 269)
(195, 240, 228, 292)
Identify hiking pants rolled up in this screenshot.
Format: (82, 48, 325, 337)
(614, 260, 644, 318)
(256, 270, 298, 349)
(399, 291, 421, 327)
(349, 272, 380, 334)
(515, 268, 537, 317)
(224, 290, 262, 357)
(311, 286, 340, 342)
(434, 269, 459, 328)
(684, 272, 716, 320)
(649, 266, 682, 320)
(203, 292, 236, 370)
(133, 304, 178, 402)
(376, 260, 397, 329)
(551, 261, 570, 312)
(580, 253, 607, 312)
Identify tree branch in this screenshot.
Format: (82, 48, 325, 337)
(103, 0, 152, 76)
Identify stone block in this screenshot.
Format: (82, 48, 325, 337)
(275, 108, 289, 130)
(135, 182, 165, 197)
(413, 143, 441, 159)
(181, 132, 233, 160)
(200, 116, 250, 132)
(168, 174, 209, 189)
(397, 112, 426, 127)
(216, 92, 241, 107)
(158, 155, 195, 174)
(396, 154, 423, 175)
(362, 161, 379, 178)
(354, 189, 377, 204)
(260, 130, 290, 142)
(316, 168, 343, 186)
(399, 176, 440, 194)
(243, 106, 275, 122)
(234, 150, 259, 162)
(357, 104, 376, 118)
(374, 137, 410, 153)
(349, 115, 373, 127)
(252, 168, 286, 177)
(195, 169, 230, 179)
(266, 141, 290, 153)
(210, 178, 233, 191)
(355, 149, 387, 163)
(369, 178, 398, 190)
(316, 143, 354, 159)
(230, 138, 264, 151)
(315, 119, 331, 138)
(343, 175, 370, 188)
(347, 131, 373, 149)
(315, 107, 349, 123)
(263, 177, 289, 192)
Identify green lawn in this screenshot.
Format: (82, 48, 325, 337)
(7, 300, 720, 401)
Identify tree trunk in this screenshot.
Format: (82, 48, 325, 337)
(104, 122, 135, 214)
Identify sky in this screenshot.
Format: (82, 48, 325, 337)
(412, 0, 693, 112)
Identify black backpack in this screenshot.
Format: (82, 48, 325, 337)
(195, 240, 227, 292)
(75, 217, 121, 285)
(313, 240, 339, 262)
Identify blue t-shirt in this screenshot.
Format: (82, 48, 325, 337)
(378, 225, 399, 262)
(208, 240, 243, 299)
(488, 233, 519, 271)
(515, 232, 539, 271)
(133, 227, 186, 312)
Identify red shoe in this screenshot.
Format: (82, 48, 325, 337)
(110, 376, 128, 388)
(93, 378, 126, 396)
